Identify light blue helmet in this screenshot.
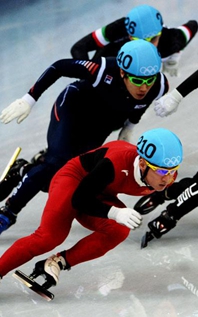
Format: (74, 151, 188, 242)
(116, 39, 161, 76)
(125, 5, 163, 39)
(136, 128, 183, 168)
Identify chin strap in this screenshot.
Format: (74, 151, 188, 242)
(140, 166, 154, 190)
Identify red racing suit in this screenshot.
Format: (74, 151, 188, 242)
(0, 140, 155, 276)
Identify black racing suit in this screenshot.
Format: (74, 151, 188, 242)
(164, 172, 198, 221)
(70, 18, 198, 60)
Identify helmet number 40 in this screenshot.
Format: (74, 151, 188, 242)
(117, 51, 133, 70)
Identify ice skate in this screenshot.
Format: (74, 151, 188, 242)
(30, 148, 47, 164)
(0, 158, 29, 202)
(29, 254, 67, 289)
(0, 205, 17, 234)
(13, 270, 54, 301)
(13, 254, 67, 301)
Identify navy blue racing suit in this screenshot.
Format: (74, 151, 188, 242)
(8, 57, 169, 213)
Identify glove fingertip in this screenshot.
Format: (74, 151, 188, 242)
(17, 116, 25, 124)
(2, 119, 9, 124)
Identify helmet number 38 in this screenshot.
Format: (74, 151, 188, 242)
(137, 136, 156, 159)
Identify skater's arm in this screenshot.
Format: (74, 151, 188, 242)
(72, 157, 142, 229)
(0, 58, 106, 124)
(141, 171, 198, 247)
(72, 158, 115, 218)
(28, 58, 105, 101)
(176, 70, 198, 97)
(70, 18, 126, 59)
(158, 20, 198, 58)
(154, 70, 198, 117)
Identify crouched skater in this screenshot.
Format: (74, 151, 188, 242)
(0, 128, 183, 299)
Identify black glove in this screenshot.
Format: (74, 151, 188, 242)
(141, 210, 177, 248)
(148, 210, 177, 239)
(134, 191, 166, 215)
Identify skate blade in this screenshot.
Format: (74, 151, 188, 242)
(141, 231, 154, 249)
(13, 270, 54, 301)
(0, 147, 21, 182)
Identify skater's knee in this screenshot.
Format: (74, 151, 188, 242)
(105, 223, 130, 244)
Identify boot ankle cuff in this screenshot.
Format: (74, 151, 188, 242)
(57, 254, 71, 271)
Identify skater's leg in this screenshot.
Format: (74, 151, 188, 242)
(0, 162, 60, 234)
(0, 170, 79, 277)
(0, 158, 32, 201)
(66, 213, 130, 266)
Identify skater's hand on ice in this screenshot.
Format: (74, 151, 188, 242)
(108, 206, 142, 229)
(0, 94, 36, 124)
(154, 89, 183, 117)
(118, 119, 135, 144)
(162, 52, 181, 77)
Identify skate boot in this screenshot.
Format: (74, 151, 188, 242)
(30, 148, 47, 165)
(0, 158, 30, 202)
(29, 254, 69, 290)
(0, 204, 17, 234)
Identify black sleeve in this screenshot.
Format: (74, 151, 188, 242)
(177, 70, 198, 97)
(71, 158, 115, 218)
(70, 18, 126, 60)
(103, 17, 127, 41)
(70, 33, 98, 59)
(166, 172, 198, 220)
(92, 40, 126, 59)
(158, 20, 198, 58)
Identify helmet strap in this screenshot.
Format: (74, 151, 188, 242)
(140, 166, 154, 190)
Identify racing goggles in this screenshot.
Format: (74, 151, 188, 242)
(145, 31, 162, 42)
(132, 31, 162, 42)
(126, 74, 157, 87)
(145, 160, 180, 176)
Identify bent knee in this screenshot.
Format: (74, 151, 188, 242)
(107, 222, 130, 243)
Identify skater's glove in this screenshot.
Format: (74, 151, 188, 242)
(162, 52, 181, 77)
(118, 119, 135, 143)
(141, 210, 177, 248)
(108, 206, 142, 229)
(134, 191, 167, 215)
(148, 210, 177, 239)
(0, 94, 36, 124)
(154, 89, 183, 118)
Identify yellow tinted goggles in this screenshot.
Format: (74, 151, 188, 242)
(145, 160, 179, 176)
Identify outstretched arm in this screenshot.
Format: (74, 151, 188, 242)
(154, 70, 198, 117)
(140, 171, 198, 247)
(0, 58, 103, 124)
(71, 18, 126, 59)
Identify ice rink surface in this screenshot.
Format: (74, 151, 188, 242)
(0, 0, 198, 316)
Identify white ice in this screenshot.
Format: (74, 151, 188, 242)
(0, 0, 198, 316)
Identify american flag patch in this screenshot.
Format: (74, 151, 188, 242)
(104, 74, 113, 84)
